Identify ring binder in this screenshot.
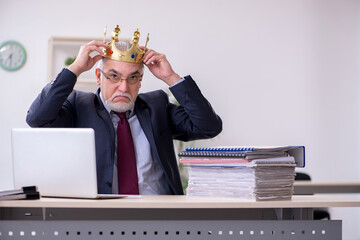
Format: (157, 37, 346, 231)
(180, 146, 305, 167)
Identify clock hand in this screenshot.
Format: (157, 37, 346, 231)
(6, 53, 13, 65)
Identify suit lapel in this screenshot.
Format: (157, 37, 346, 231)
(95, 89, 115, 146)
(135, 101, 161, 163)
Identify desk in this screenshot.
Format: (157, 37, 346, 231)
(1, 195, 360, 240)
(294, 182, 360, 195)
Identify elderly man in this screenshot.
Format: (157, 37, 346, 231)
(26, 27, 222, 195)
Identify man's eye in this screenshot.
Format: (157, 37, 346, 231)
(111, 74, 119, 80)
(129, 76, 139, 80)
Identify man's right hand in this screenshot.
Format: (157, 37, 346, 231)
(68, 40, 108, 77)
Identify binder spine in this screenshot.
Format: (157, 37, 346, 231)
(185, 147, 255, 152)
(178, 151, 247, 158)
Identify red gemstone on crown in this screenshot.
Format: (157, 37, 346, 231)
(109, 50, 113, 54)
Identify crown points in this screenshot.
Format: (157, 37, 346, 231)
(133, 29, 140, 43)
(135, 28, 140, 37)
(103, 25, 107, 42)
(111, 25, 120, 41)
(103, 25, 149, 63)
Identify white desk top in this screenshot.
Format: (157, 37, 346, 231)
(1, 195, 360, 209)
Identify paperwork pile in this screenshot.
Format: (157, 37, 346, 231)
(0, 186, 39, 201)
(179, 146, 304, 200)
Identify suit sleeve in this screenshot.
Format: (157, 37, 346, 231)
(169, 75, 222, 141)
(26, 68, 77, 127)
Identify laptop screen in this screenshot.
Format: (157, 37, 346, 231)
(12, 128, 98, 198)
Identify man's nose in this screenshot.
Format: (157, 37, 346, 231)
(116, 79, 129, 92)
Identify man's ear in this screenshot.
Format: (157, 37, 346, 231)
(95, 68, 101, 85)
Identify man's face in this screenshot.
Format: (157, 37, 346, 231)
(96, 59, 143, 112)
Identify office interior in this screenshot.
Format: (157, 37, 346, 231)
(0, 0, 359, 239)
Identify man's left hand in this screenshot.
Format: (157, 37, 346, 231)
(142, 49, 182, 86)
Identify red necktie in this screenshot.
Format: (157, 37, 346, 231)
(116, 112, 139, 194)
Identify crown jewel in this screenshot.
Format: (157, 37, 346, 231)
(103, 25, 149, 63)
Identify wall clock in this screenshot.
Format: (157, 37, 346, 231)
(0, 40, 27, 71)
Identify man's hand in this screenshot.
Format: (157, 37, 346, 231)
(68, 40, 108, 77)
(142, 48, 182, 86)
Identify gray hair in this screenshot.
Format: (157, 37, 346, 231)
(97, 39, 133, 69)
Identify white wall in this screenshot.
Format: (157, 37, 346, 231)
(0, 0, 359, 239)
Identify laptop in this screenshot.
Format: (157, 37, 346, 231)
(12, 128, 132, 199)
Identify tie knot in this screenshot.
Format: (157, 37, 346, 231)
(116, 112, 127, 120)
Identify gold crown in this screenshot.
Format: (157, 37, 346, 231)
(103, 25, 149, 63)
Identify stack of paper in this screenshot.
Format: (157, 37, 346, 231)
(179, 146, 304, 200)
(0, 186, 40, 201)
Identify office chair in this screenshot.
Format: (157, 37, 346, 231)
(295, 172, 331, 220)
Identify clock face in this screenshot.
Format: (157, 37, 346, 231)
(0, 41, 26, 71)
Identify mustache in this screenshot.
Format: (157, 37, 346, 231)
(109, 92, 133, 102)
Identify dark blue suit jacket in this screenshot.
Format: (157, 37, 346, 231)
(26, 68, 222, 194)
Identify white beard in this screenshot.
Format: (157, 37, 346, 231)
(105, 92, 134, 113)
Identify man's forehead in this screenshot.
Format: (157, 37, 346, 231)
(108, 69, 143, 76)
(103, 59, 144, 75)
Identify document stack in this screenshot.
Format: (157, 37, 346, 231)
(179, 146, 305, 201)
(0, 186, 39, 201)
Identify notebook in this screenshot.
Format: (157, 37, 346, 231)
(179, 146, 305, 167)
(11, 128, 134, 199)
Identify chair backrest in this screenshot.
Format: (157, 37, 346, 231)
(295, 172, 311, 181)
